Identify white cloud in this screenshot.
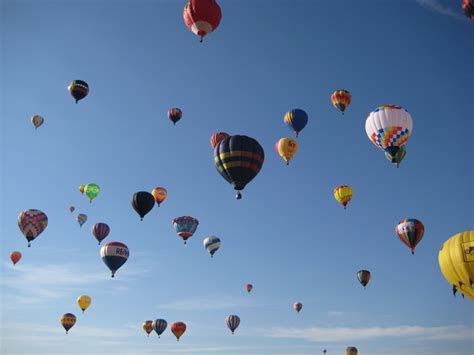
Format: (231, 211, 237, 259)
(265, 325, 473, 342)
(416, 0, 468, 21)
(157, 296, 250, 311)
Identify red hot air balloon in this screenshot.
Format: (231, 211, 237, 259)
(210, 132, 229, 149)
(183, 0, 222, 42)
(10, 251, 22, 266)
(171, 321, 187, 341)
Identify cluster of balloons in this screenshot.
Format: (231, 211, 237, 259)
(60, 295, 92, 334)
(131, 187, 167, 220)
(142, 319, 168, 338)
(78, 183, 100, 203)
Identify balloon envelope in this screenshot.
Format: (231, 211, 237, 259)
(31, 114, 44, 129)
(357, 270, 371, 288)
(151, 187, 167, 206)
(143, 320, 153, 336)
(84, 183, 100, 203)
(284, 109, 308, 137)
(331, 90, 352, 113)
(131, 191, 155, 220)
(293, 302, 302, 313)
(77, 295, 92, 313)
(152, 319, 168, 337)
(210, 132, 230, 149)
(171, 321, 186, 341)
(203, 236, 221, 257)
(438, 230, 474, 300)
(183, 0, 222, 41)
(77, 214, 87, 227)
(10, 251, 22, 266)
(68, 80, 89, 103)
(395, 219, 425, 254)
(334, 185, 353, 209)
(463, 0, 474, 19)
(225, 315, 240, 334)
(173, 216, 199, 244)
(276, 137, 298, 165)
(168, 108, 182, 125)
(100, 242, 129, 277)
(92, 223, 110, 245)
(17, 209, 48, 247)
(61, 313, 76, 334)
(346, 347, 358, 355)
(246, 284, 253, 293)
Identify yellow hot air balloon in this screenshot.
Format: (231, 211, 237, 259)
(77, 295, 92, 313)
(438, 230, 474, 300)
(275, 137, 298, 165)
(333, 185, 353, 209)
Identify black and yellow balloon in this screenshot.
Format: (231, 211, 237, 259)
(61, 313, 77, 334)
(438, 230, 474, 300)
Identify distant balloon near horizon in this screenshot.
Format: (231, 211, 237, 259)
(68, 80, 89, 103)
(171, 321, 186, 341)
(151, 187, 167, 207)
(284, 109, 308, 137)
(84, 183, 100, 203)
(395, 219, 425, 254)
(168, 107, 182, 125)
(17, 209, 48, 247)
(276, 137, 298, 165)
(143, 320, 153, 337)
(462, 0, 474, 19)
(333, 185, 353, 209)
(365, 105, 413, 162)
(245, 284, 253, 293)
(210, 132, 230, 149)
(131, 191, 155, 220)
(60, 313, 76, 334)
(214, 135, 265, 200)
(438, 230, 474, 300)
(31, 114, 44, 129)
(173, 216, 199, 244)
(203, 236, 221, 257)
(77, 295, 91, 313)
(69, 206, 75, 213)
(293, 302, 302, 313)
(183, 0, 222, 42)
(100, 241, 129, 277)
(10, 251, 22, 266)
(77, 213, 87, 228)
(225, 315, 240, 334)
(331, 89, 352, 114)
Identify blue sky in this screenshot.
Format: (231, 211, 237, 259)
(1, 0, 473, 354)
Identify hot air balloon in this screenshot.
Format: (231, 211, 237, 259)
(17, 209, 48, 247)
(77, 213, 87, 228)
(131, 191, 155, 220)
(151, 187, 168, 207)
(385, 145, 406, 168)
(276, 137, 298, 165)
(79, 185, 85, 194)
(31, 114, 44, 129)
(331, 90, 352, 114)
(346, 346, 358, 355)
(77, 295, 92, 313)
(365, 105, 413, 161)
(294, 302, 302, 313)
(173, 216, 199, 244)
(245, 284, 253, 293)
(152, 319, 168, 338)
(61, 313, 76, 334)
(214, 135, 265, 199)
(100, 242, 129, 277)
(462, 0, 474, 19)
(92, 223, 110, 245)
(284, 109, 308, 137)
(357, 270, 371, 289)
(68, 80, 89, 103)
(395, 219, 425, 254)
(323, 350, 327, 354)
(438, 230, 474, 300)
(210, 132, 230, 149)
(225, 315, 240, 334)
(183, 0, 222, 42)
(333, 185, 352, 209)
(84, 183, 100, 203)
(69, 206, 75, 213)
(171, 321, 186, 341)
(10, 251, 21, 266)
(143, 320, 153, 337)
(203, 236, 221, 257)
(168, 108, 182, 125)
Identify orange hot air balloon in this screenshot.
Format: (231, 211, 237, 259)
(171, 321, 187, 341)
(10, 251, 22, 266)
(151, 187, 168, 207)
(210, 132, 230, 149)
(331, 89, 352, 114)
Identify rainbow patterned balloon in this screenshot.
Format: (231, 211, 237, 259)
(17, 209, 48, 247)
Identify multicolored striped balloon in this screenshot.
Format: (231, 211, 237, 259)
(17, 209, 48, 247)
(60, 313, 76, 334)
(210, 132, 230, 149)
(395, 219, 425, 254)
(173, 216, 199, 244)
(168, 108, 182, 125)
(203, 236, 221, 257)
(92, 223, 110, 245)
(152, 319, 168, 338)
(331, 89, 352, 114)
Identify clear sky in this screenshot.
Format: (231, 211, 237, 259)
(1, 0, 473, 354)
